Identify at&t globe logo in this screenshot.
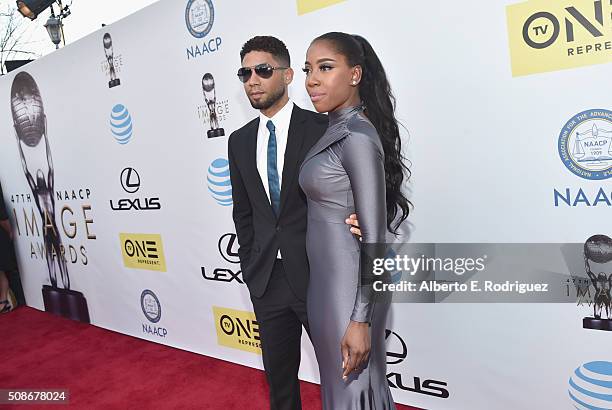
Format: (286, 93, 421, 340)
(110, 104, 133, 144)
(207, 158, 232, 206)
(568, 361, 612, 409)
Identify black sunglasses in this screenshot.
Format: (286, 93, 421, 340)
(237, 63, 288, 83)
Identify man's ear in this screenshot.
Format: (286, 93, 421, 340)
(285, 67, 294, 85)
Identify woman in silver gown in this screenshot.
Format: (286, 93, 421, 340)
(299, 32, 411, 409)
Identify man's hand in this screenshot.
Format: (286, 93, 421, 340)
(345, 213, 362, 240)
(340, 320, 370, 379)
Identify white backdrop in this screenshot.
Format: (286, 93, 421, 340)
(1, 0, 611, 409)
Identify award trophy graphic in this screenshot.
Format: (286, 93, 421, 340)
(202, 73, 225, 138)
(11, 72, 90, 323)
(582, 234, 612, 331)
(103, 33, 121, 88)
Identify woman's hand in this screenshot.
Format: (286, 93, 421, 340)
(345, 213, 362, 240)
(340, 320, 371, 379)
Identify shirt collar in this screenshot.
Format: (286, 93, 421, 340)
(259, 99, 294, 134)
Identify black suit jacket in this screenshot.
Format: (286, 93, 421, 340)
(228, 104, 328, 300)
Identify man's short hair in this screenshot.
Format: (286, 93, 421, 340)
(240, 36, 290, 66)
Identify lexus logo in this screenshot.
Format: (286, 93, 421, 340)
(385, 329, 408, 365)
(120, 167, 140, 193)
(218, 233, 239, 264)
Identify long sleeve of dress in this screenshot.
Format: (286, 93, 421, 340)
(340, 120, 387, 323)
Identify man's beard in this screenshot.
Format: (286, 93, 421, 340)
(248, 86, 285, 110)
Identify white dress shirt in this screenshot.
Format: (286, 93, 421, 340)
(256, 99, 294, 259)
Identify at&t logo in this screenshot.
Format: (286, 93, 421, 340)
(110, 104, 133, 144)
(207, 158, 232, 206)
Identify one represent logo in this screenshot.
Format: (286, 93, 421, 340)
(110, 168, 161, 211)
(141, 289, 161, 323)
(385, 329, 449, 399)
(102, 33, 121, 88)
(202, 233, 243, 284)
(207, 158, 232, 206)
(568, 361, 612, 409)
(213, 306, 260, 354)
(296, 0, 346, 15)
(506, 0, 612, 76)
(184, 0, 222, 60)
(110, 104, 133, 144)
(558, 109, 612, 180)
(120, 233, 166, 271)
(140, 289, 168, 338)
(120, 167, 140, 193)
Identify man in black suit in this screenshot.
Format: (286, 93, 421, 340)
(228, 36, 327, 410)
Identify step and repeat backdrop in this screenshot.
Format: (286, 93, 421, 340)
(1, 0, 611, 408)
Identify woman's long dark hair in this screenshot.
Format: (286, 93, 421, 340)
(313, 32, 411, 233)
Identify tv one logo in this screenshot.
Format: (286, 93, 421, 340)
(120, 233, 167, 272)
(296, 0, 345, 15)
(506, 0, 612, 76)
(213, 306, 261, 354)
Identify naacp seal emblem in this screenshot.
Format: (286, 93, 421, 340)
(558, 109, 612, 180)
(185, 0, 215, 38)
(141, 289, 162, 323)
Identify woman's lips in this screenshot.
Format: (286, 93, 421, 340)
(309, 92, 325, 103)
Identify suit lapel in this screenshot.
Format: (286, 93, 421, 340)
(278, 105, 307, 215)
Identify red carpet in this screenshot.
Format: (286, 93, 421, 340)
(0, 307, 420, 409)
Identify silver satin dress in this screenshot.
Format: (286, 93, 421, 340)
(299, 105, 396, 409)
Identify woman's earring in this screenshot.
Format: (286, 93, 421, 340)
(351, 80, 357, 85)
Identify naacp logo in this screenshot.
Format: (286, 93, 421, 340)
(185, 0, 214, 38)
(141, 289, 161, 323)
(120, 167, 140, 193)
(558, 109, 612, 180)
